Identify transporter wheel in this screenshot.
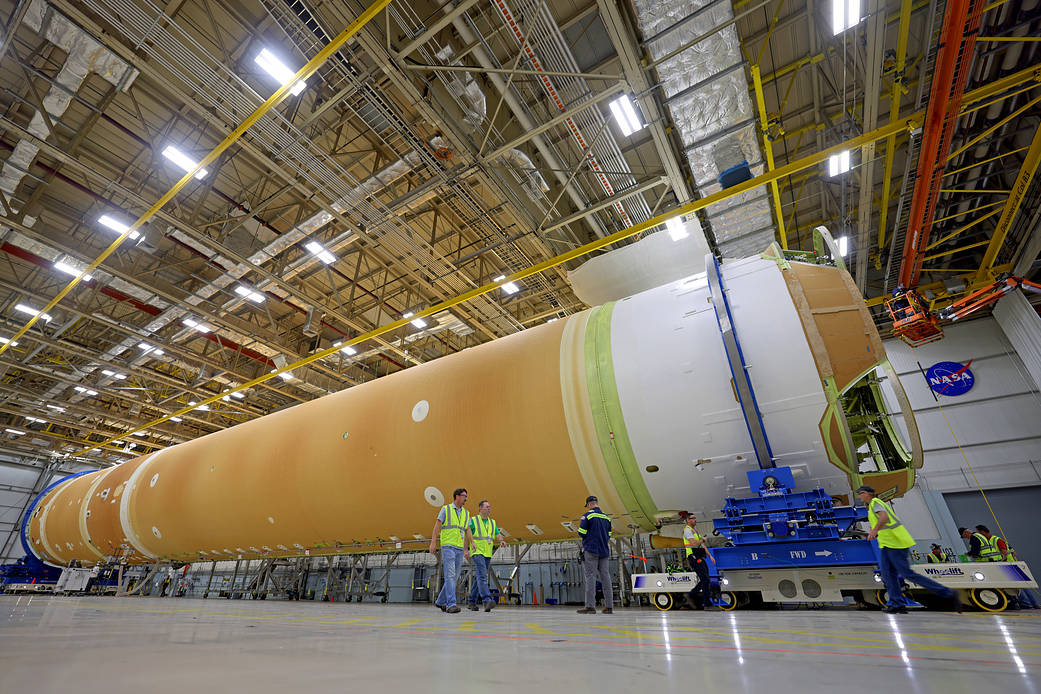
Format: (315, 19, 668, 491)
(718, 591, 739, 611)
(875, 588, 912, 607)
(969, 588, 1008, 612)
(653, 592, 674, 611)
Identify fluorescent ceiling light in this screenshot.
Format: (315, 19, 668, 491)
(493, 275, 520, 295)
(271, 369, 294, 381)
(665, 216, 688, 241)
(304, 240, 336, 264)
(547, 317, 559, 323)
(54, 260, 92, 281)
(333, 341, 357, 355)
(14, 303, 52, 322)
(234, 285, 265, 303)
(132, 431, 146, 436)
(254, 48, 307, 96)
(5, 428, 26, 435)
(402, 312, 427, 329)
(832, 0, 862, 34)
(24, 416, 46, 423)
(101, 369, 127, 380)
(183, 318, 212, 333)
(162, 145, 208, 179)
(837, 235, 850, 257)
(0, 337, 17, 346)
(197, 404, 210, 411)
(169, 416, 183, 422)
(46, 404, 65, 412)
(609, 94, 643, 136)
(98, 214, 140, 240)
(828, 150, 851, 177)
(230, 391, 245, 399)
(138, 343, 164, 356)
(74, 386, 99, 396)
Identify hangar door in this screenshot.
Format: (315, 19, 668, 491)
(944, 486, 1040, 573)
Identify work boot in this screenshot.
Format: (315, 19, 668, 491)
(438, 604, 446, 612)
(468, 604, 479, 611)
(948, 594, 963, 613)
(484, 600, 495, 612)
(601, 607, 613, 614)
(704, 604, 720, 611)
(446, 605, 461, 614)
(576, 607, 597, 614)
(882, 606, 908, 614)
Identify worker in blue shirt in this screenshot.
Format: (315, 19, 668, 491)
(576, 495, 613, 614)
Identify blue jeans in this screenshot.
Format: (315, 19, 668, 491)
(435, 546, 464, 608)
(468, 554, 493, 605)
(880, 547, 953, 608)
(1017, 589, 1039, 609)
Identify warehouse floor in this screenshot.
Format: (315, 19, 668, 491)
(1, 596, 1037, 692)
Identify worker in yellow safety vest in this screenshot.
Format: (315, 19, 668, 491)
(467, 500, 507, 612)
(429, 488, 472, 613)
(976, 525, 1014, 561)
(926, 544, 947, 563)
(681, 512, 717, 610)
(856, 485, 961, 614)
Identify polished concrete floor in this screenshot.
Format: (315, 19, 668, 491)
(1, 596, 1038, 693)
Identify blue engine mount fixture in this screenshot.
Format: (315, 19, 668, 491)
(710, 467, 880, 570)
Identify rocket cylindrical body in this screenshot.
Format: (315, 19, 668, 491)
(24, 251, 922, 565)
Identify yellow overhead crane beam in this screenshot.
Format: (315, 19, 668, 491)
(877, 0, 914, 252)
(0, 12, 1035, 456)
(0, 0, 395, 361)
(975, 122, 1041, 280)
(63, 61, 1041, 455)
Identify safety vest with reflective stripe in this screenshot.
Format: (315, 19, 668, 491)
(868, 497, 915, 549)
(976, 533, 1001, 561)
(987, 535, 1014, 561)
(927, 552, 944, 563)
(440, 504, 469, 548)
(684, 529, 703, 558)
(470, 516, 498, 558)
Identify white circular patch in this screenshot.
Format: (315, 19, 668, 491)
(293, 543, 304, 549)
(267, 516, 275, 524)
(424, 486, 444, 507)
(151, 526, 162, 539)
(411, 400, 429, 422)
(149, 473, 159, 488)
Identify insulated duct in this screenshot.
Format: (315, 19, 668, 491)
(631, 0, 775, 257)
(0, 0, 136, 206)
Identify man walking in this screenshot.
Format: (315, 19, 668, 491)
(857, 485, 960, 614)
(430, 488, 472, 613)
(576, 495, 613, 615)
(681, 512, 717, 610)
(467, 499, 507, 612)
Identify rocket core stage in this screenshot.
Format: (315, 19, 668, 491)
(23, 242, 921, 566)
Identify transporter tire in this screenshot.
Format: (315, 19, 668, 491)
(969, 587, 1008, 612)
(718, 591, 739, 611)
(652, 592, 674, 611)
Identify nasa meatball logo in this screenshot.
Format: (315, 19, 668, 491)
(925, 360, 975, 396)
